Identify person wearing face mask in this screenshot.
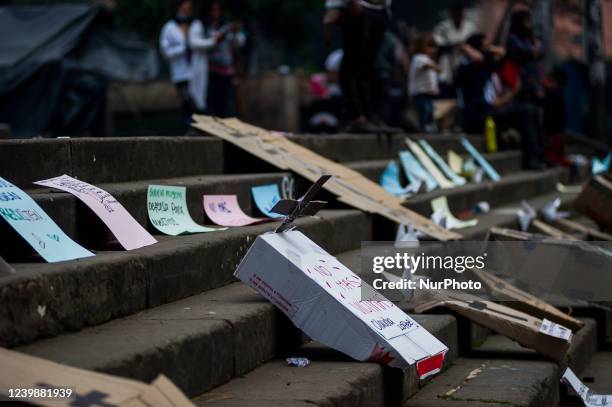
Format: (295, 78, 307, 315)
(160, 0, 195, 125)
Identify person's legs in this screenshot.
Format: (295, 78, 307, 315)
(175, 81, 193, 125)
(413, 94, 434, 131)
(340, 11, 366, 122)
(360, 8, 386, 121)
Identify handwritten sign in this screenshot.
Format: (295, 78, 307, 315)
(380, 161, 411, 197)
(147, 185, 221, 235)
(251, 184, 283, 218)
(418, 140, 466, 186)
(399, 151, 438, 192)
(461, 137, 501, 182)
(35, 175, 156, 250)
(0, 177, 94, 262)
(204, 195, 270, 227)
(431, 196, 478, 230)
(235, 230, 448, 377)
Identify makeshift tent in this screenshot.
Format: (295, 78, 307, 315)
(0, 4, 158, 138)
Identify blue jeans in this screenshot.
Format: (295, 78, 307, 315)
(413, 94, 434, 131)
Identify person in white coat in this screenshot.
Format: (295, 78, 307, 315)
(188, 17, 226, 113)
(160, 0, 194, 124)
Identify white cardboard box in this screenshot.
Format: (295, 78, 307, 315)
(234, 230, 448, 378)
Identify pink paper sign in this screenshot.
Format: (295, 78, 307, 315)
(204, 195, 270, 227)
(35, 175, 157, 250)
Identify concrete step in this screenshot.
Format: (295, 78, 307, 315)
(288, 133, 484, 163)
(15, 279, 459, 402)
(1, 134, 481, 188)
(346, 150, 522, 183)
(0, 137, 224, 188)
(0, 209, 371, 347)
(191, 314, 459, 406)
(404, 357, 560, 406)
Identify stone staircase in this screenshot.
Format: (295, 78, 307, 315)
(0, 131, 604, 406)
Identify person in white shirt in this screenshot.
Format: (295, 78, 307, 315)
(409, 33, 442, 132)
(160, 0, 194, 124)
(188, 13, 227, 113)
(433, 2, 476, 92)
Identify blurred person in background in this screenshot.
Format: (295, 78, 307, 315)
(160, 0, 195, 124)
(409, 33, 441, 133)
(188, 5, 227, 113)
(542, 67, 570, 166)
(456, 33, 545, 170)
(323, 0, 395, 133)
(374, 28, 409, 129)
(205, 0, 246, 118)
(433, 2, 476, 96)
(506, 10, 544, 103)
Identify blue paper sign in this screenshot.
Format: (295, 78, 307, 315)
(251, 184, 283, 218)
(592, 153, 611, 175)
(399, 151, 438, 192)
(460, 137, 501, 182)
(418, 140, 466, 186)
(380, 161, 410, 197)
(0, 178, 94, 263)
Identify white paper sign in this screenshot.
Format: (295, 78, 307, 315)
(561, 368, 612, 407)
(234, 230, 448, 377)
(539, 319, 572, 341)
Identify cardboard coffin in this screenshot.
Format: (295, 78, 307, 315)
(575, 175, 612, 232)
(234, 230, 449, 378)
(0, 348, 194, 406)
(412, 289, 572, 362)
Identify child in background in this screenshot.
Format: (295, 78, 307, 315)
(409, 33, 442, 132)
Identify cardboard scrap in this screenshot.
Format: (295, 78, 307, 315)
(532, 219, 580, 241)
(406, 139, 454, 189)
(470, 267, 584, 331)
(192, 115, 460, 240)
(562, 367, 612, 407)
(555, 218, 612, 241)
(0, 177, 94, 263)
(0, 348, 194, 406)
(35, 175, 157, 250)
(412, 288, 572, 361)
(575, 175, 612, 232)
(234, 230, 449, 377)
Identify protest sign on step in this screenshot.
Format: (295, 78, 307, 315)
(418, 140, 466, 186)
(251, 184, 284, 218)
(35, 175, 156, 250)
(406, 139, 454, 189)
(148, 185, 222, 235)
(460, 137, 501, 182)
(399, 150, 438, 192)
(204, 195, 270, 227)
(0, 177, 94, 263)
